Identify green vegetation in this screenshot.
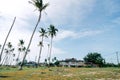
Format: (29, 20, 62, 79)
(84, 52, 105, 67)
(0, 67, 120, 80)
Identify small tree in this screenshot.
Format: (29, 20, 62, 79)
(84, 52, 105, 67)
(52, 57, 59, 67)
(44, 58, 48, 66)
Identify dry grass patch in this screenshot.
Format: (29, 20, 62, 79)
(0, 67, 120, 80)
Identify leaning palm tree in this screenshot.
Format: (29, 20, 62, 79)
(0, 17, 16, 62)
(19, 0, 49, 70)
(48, 25, 58, 66)
(37, 28, 47, 66)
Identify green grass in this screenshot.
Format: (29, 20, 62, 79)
(0, 67, 120, 80)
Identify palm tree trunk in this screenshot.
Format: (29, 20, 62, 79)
(47, 44, 50, 64)
(7, 53, 11, 66)
(5, 55, 8, 66)
(37, 36, 44, 66)
(16, 52, 20, 62)
(19, 12, 41, 70)
(9, 53, 13, 66)
(0, 17, 16, 63)
(48, 37, 53, 67)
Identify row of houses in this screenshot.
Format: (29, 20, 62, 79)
(24, 58, 98, 67)
(59, 58, 98, 67)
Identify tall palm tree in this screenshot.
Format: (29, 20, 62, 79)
(37, 28, 47, 66)
(0, 17, 16, 62)
(19, 0, 49, 70)
(48, 25, 58, 66)
(17, 40, 25, 63)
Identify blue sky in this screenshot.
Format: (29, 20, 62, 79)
(0, 0, 120, 63)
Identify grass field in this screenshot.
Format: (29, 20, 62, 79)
(0, 67, 120, 80)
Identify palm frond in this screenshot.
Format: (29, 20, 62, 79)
(48, 24, 58, 38)
(45, 35, 48, 38)
(13, 54, 15, 57)
(22, 47, 26, 51)
(29, 0, 49, 13)
(43, 11, 47, 15)
(38, 41, 43, 47)
(41, 3, 49, 11)
(18, 48, 22, 52)
(28, 1, 36, 6)
(39, 27, 48, 37)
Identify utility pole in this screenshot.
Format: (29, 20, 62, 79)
(116, 52, 119, 66)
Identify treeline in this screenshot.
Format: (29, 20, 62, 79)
(83, 52, 120, 67)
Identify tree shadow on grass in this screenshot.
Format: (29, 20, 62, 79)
(0, 76, 11, 78)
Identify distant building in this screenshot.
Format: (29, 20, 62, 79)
(85, 62, 99, 67)
(59, 58, 85, 67)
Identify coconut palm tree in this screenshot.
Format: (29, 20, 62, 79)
(48, 25, 58, 66)
(2, 48, 9, 66)
(2, 42, 14, 66)
(16, 40, 25, 63)
(7, 42, 14, 66)
(37, 28, 47, 66)
(0, 17, 16, 62)
(19, 0, 49, 70)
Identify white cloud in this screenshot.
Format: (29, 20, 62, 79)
(78, 30, 103, 38)
(0, 0, 34, 19)
(55, 30, 76, 41)
(55, 29, 103, 41)
(43, 0, 95, 25)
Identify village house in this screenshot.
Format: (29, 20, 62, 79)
(59, 58, 85, 67)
